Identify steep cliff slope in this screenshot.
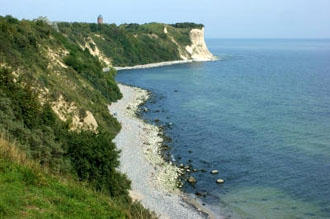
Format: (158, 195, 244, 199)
(183, 28, 215, 61)
(0, 15, 155, 217)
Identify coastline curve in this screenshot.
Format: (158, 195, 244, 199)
(109, 83, 217, 218)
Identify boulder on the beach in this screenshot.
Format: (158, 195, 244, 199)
(188, 176, 197, 184)
(216, 178, 224, 184)
(177, 182, 184, 188)
(211, 170, 219, 174)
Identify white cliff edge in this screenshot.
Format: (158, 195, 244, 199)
(183, 28, 216, 61)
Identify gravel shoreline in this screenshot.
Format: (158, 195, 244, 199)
(113, 58, 218, 71)
(114, 60, 194, 71)
(109, 83, 213, 218)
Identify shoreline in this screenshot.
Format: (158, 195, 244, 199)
(113, 58, 217, 71)
(109, 83, 215, 218)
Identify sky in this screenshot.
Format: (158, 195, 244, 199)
(1, 0, 330, 39)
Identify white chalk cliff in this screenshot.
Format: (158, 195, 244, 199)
(170, 27, 216, 62)
(184, 28, 216, 61)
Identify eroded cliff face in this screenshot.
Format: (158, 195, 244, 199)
(80, 37, 112, 66)
(164, 27, 215, 62)
(183, 28, 216, 61)
(51, 95, 98, 132)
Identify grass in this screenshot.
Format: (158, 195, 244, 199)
(0, 135, 157, 218)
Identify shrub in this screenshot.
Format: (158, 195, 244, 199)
(66, 130, 130, 200)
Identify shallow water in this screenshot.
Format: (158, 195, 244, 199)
(116, 39, 330, 218)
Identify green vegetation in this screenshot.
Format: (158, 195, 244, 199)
(0, 15, 121, 136)
(60, 36, 121, 102)
(0, 15, 155, 217)
(0, 67, 68, 172)
(57, 22, 199, 66)
(0, 67, 130, 200)
(0, 136, 155, 218)
(170, 22, 204, 29)
(67, 130, 130, 199)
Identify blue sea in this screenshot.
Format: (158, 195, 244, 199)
(116, 39, 330, 218)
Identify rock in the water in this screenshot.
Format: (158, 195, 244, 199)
(195, 191, 208, 197)
(143, 107, 148, 112)
(211, 170, 219, 174)
(216, 178, 224, 184)
(188, 176, 197, 184)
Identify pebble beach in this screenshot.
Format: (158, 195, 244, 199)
(109, 83, 212, 219)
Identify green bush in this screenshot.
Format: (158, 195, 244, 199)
(67, 130, 131, 200)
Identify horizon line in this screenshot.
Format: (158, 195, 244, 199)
(206, 38, 330, 40)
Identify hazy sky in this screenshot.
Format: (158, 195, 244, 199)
(1, 0, 330, 38)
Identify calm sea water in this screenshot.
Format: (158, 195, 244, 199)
(116, 39, 330, 218)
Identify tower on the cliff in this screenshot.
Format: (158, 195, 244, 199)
(97, 15, 103, 24)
